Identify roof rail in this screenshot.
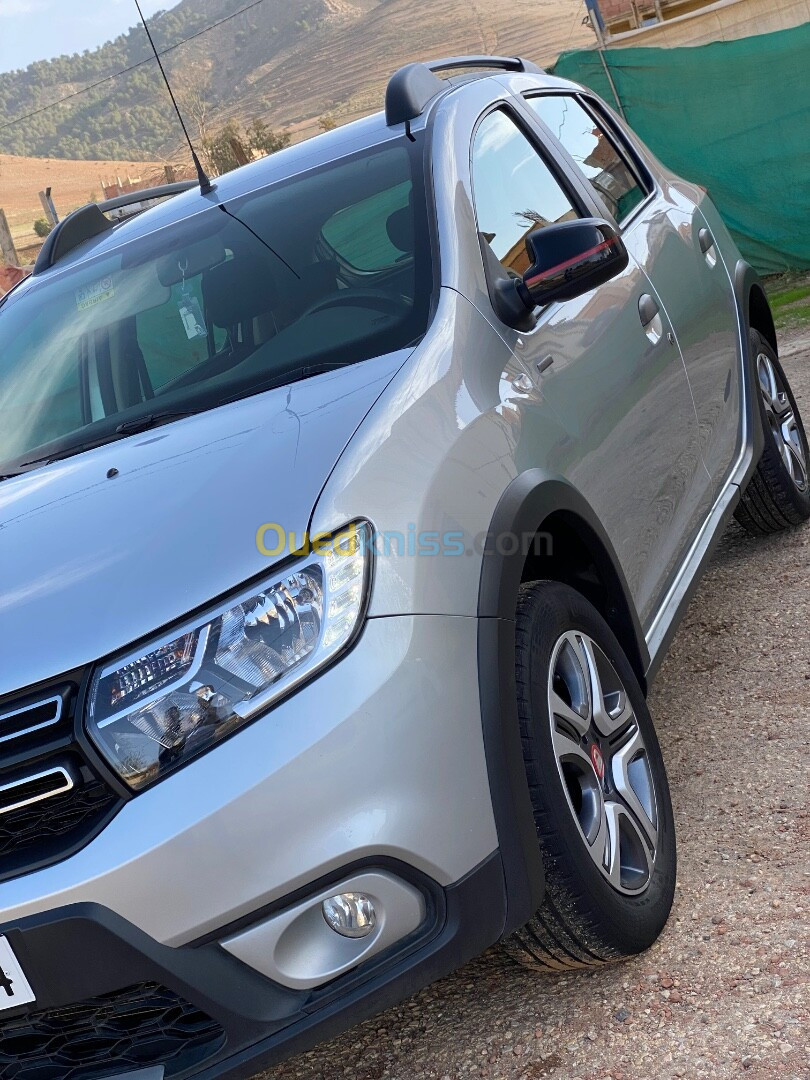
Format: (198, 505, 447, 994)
(33, 204, 113, 276)
(32, 180, 198, 276)
(424, 55, 543, 76)
(385, 55, 543, 127)
(98, 180, 197, 214)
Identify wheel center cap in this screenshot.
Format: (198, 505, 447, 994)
(590, 743, 605, 779)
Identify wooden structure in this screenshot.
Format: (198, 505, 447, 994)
(589, 0, 810, 45)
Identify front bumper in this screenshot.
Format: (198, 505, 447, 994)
(0, 615, 503, 1077)
(2, 855, 504, 1078)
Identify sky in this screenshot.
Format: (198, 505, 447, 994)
(0, 0, 174, 74)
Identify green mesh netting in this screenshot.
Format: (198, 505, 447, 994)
(553, 22, 810, 275)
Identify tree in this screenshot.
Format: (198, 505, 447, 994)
(173, 62, 214, 170)
(246, 119, 290, 156)
(202, 120, 245, 176)
(202, 118, 291, 177)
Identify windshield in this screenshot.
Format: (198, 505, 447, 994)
(0, 137, 432, 475)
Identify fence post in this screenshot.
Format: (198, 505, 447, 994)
(0, 209, 19, 266)
(38, 188, 59, 226)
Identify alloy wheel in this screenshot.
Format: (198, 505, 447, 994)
(757, 352, 808, 492)
(548, 631, 659, 895)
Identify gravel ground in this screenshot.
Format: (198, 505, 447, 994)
(262, 328, 810, 1080)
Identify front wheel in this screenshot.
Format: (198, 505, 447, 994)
(735, 329, 810, 535)
(504, 582, 676, 972)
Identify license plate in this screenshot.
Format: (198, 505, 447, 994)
(0, 936, 35, 1011)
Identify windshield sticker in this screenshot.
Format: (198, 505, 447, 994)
(75, 276, 115, 311)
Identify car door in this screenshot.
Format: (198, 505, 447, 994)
(523, 91, 741, 498)
(470, 105, 710, 627)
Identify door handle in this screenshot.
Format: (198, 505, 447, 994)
(698, 227, 714, 254)
(638, 293, 659, 327)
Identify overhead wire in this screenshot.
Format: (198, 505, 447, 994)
(0, 0, 269, 133)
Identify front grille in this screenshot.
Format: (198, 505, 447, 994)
(0, 982, 226, 1079)
(0, 760, 119, 878)
(0, 695, 62, 745)
(0, 767, 73, 815)
(0, 679, 123, 883)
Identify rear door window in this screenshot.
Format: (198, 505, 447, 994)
(525, 95, 648, 223)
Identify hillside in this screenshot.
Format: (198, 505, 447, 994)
(0, 0, 591, 160)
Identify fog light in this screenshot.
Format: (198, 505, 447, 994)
(322, 892, 377, 938)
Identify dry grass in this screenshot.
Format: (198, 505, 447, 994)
(0, 153, 165, 260)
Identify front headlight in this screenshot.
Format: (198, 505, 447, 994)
(87, 521, 372, 790)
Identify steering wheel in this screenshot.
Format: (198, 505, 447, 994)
(298, 289, 408, 321)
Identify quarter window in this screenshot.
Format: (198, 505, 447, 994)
(526, 95, 646, 223)
(472, 109, 578, 277)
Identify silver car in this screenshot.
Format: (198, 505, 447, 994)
(0, 55, 806, 1079)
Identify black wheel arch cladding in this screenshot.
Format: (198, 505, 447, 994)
(476, 472, 650, 936)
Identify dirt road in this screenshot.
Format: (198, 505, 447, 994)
(262, 327, 810, 1080)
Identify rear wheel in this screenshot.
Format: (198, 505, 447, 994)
(735, 329, 810, 535)
(504, 582, 676, 971)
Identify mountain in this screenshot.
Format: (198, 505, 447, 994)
(0, 0, 591, 161)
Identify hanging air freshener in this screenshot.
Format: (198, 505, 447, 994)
(176, 257, 207, 340)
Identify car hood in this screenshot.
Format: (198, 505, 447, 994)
(0, 355, 406, 695)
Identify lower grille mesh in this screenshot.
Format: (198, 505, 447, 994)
(0, 982, 225, 1079)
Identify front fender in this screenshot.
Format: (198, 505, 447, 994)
(476, 471, 649, 935)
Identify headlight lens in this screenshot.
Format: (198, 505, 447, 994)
(87, 521, 371, 790)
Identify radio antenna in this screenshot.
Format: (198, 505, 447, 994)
(134, 0, 213, 194)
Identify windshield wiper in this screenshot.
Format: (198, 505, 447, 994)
(3, 433, 122, 476)
(2, 410, 200, 479)
(1, 360, 372, 484)
(114, 410, 197, 435)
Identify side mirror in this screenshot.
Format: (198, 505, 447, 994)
(516, 218, 629, 311)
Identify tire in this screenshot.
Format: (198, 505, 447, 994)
(734, 329, 810, 535)
(504, 581, 676, 972)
